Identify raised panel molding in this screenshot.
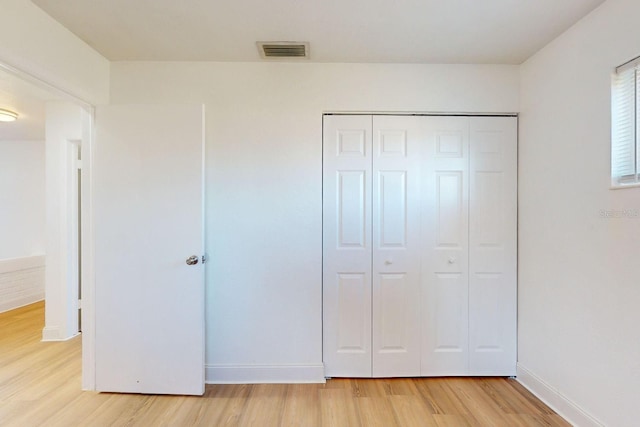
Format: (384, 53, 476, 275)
(436, 131, 464, 157)
(338, 171, 366, 248)
(469, 273, 503, 351)
(378, 273, 409, 352)
(337, 130, 366, 157)
(337, 273, 368, 352)
(379, 130, 407, 157)
(474, 171, 504, 245)
(378, 171, 407, 247)
(434, 273, 466, 352)
(475, 131, 503, 155)
(436, 172, 464, 246)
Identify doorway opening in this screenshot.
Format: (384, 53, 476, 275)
(0, 61, 94, 389)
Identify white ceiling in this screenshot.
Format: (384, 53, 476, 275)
(31, 0, 605, 64)
(1, 0, 607, 140)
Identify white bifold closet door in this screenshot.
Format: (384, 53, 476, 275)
(371, 116, 422, 377)
(322, 115, 374, 377)
(323, 114, 517, 378)
(420, 116, 471, 376)
(468, 117, 517, 375)
(420, 116, 518, 376)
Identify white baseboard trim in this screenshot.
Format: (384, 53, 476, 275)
(516, 364, 604, 427)
(0, 294, 44, 314)
(206, 364, 326, 384)
(42, 326, 80, 342)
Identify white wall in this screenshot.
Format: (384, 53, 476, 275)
(110, 62, 519, 382)
(0, 0, 109, 105)
(0, 139, 45, 312)
(518, 0, 640, 425)
(42, 101, 85, 341)
(0, 140, 45, 259)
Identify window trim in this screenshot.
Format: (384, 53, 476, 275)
(611, 56, 640, 189)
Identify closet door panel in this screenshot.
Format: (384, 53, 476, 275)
(337, 171, 367, 247)
(336, 273, 369, 351)
(421, 117, 470, 376)
(378, 273, 410, 349)
(469, 117, 517, 375)
(323, 115, 373, 377)
(372, 116, 421, 377)
(378, 171, 407, 247)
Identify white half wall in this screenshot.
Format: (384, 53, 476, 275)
(110, 62, 519, 383)
(0, 255, 45, 313)
(519, 0, 640, 425)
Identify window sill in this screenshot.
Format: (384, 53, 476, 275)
(610, 181, 640, 190)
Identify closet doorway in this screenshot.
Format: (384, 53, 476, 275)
(322, 114, 517, 378)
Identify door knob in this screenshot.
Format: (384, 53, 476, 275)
(385, 260, 393, 265)
(186, 255, 199, 266)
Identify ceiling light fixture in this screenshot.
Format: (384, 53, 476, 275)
(0, 108, 18, 122)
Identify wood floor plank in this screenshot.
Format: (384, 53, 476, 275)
(75, 393, 154, 427)
(281, 384, 321, 427)
(207, 383, 252, 399)
(445, 378, 512, 425)
(237, 384, 287, 426)
(475, 377, 524, 414)
(433, 413, 476, 426)
(415, 377, 471, 415)
(319, 388, 360, 427)
(507, 379, 563, 415)
(356, 397, 397, 426)
(207, 397, 249, 426)
(0, 302, 571, 427)
(386, 378, 422, 396)
(43, 391, 112, 427)
(389, 395, 438, 426)
(503, 413, 573, 427)
(350, 378, 388, 398)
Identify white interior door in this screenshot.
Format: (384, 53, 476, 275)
(94, 104, 205, 395)
(420, 117, 471, 376)
(468, 117, 517, 375)
(323, 115, 373, 378)
(372, 116, 421, 377)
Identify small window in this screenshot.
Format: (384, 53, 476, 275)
(611, 57, 640, 188)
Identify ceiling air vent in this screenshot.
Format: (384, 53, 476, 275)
(257, 42, 310, 59)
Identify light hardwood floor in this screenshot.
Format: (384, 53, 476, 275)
(0, 302, 570, 426)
